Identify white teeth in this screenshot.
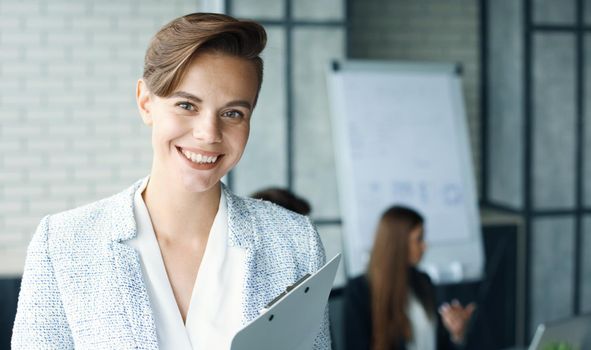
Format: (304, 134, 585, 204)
(181, 149, 218, 164)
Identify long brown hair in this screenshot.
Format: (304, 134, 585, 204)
(367, 206, 434, 350)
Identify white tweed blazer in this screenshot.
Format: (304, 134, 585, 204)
(12, 178, 330, 349)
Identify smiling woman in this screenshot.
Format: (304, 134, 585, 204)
(12, 13, 330, 350)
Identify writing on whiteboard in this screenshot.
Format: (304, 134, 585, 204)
(368, 180, 464, 206)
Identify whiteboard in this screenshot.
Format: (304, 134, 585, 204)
(327, 60, 484, 284)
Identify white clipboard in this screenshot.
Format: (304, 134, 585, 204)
(230, 254, 341, 350)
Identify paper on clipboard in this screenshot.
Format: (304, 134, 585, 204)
(230, 254, 341, 350)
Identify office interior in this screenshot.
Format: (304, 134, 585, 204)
(0, 0, 588, 349)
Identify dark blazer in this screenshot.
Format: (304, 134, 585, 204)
(344, 270, 458, 350)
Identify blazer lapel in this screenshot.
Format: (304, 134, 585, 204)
(111, 243, 158, 349)
(223, 184, 289, 325)
(105, 178, 159, 349)
(223, 184, 260, 324)
(223, 183, 256, 250)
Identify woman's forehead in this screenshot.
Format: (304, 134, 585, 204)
(174, 53, 259, 102)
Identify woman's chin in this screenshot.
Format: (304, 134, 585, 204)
(179, 173, 220, 194)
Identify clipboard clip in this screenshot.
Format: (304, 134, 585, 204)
(260, 273, 311, 314)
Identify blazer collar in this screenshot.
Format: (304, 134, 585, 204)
(108, 177, 257, 251)
(108, 177, 145, 243)
(222, 182, 257, 250)
(106, 177, 158, 348)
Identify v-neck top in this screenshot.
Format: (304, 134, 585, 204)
(405, 292, 436, 350)
(126, 177, 247, 349)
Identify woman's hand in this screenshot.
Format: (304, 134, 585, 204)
(439, 299, 476, 344)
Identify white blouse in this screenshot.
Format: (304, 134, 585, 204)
(405, 293, 436, 350)
(126, 177, 247, 349)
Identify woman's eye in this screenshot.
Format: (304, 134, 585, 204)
(177, 102, 195, 111)
(222, 110, 244, 119)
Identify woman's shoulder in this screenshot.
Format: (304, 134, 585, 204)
(414, 268, 435, 286)
(225, 187, 315, 232)
(224, 188, 323, 263)
(50, 180, 137, 223)
(251, 197, 311, 225)
(38, 179, 141, 249)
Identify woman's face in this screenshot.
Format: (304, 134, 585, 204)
(137, 52, 259, 193)
(408, 225, 426, 266)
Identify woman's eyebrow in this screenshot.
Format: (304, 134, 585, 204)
(170, 91, 202, 103)
(170, 91, 252, 111)
(224, 100, 252, 111)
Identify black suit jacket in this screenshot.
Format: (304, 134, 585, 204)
(344, 271, 458, 350)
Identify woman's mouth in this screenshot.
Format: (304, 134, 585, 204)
(176, 146, 223, 169)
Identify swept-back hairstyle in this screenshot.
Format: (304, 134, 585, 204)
(367, 206, 434, 350)
(143, 13, 267, 100)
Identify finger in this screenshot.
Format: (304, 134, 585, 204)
(439, 303, 450, 314)
(459, 309, 473, 320)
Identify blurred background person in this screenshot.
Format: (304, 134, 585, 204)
(344, 206, 475, 350)
(251, 187, 311, 215)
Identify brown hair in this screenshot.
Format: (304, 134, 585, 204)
(142, 13, 267, 100)
(251, 188, 311, 215)
(367, 206, 434, 350)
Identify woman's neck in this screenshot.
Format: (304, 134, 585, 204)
(142, 173, 221, 243)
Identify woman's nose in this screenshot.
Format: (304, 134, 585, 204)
(192, 113, 222, 143)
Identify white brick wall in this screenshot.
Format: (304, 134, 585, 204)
(0, 0, 201, 252)
(349, 0, 482, 194)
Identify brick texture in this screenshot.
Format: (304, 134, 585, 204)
(0, 0, 200, 250)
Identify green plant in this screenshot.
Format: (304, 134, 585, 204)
(542, 341, 578, 350)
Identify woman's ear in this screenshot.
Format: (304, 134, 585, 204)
(136, 79, 153, 126)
